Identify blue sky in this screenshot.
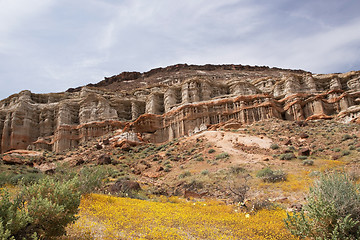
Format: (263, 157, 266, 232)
(0, 0, 360, 99)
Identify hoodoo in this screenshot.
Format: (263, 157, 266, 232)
(0, 64, 359, 153)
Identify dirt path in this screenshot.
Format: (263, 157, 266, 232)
(190, 130, 273, 164)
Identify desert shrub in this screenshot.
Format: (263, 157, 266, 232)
(256, 168, 287, 183)
(279, 153, 295, 160)
(0, 171, 44, 187)
(302, 160, 314, 166)
(285, 173, 360, 239)
(215, 152, 230, 160)
(349, 145, 356, 150)
(76, 166, 113, 194)
(184, 179, 203, 190)
(270, 143, 279, 150)
(194, 156, 204, 162)
(342, 134, 353, 141)
(179, 171, 191, 179)
(309, 171, 320, 177)
(251, 199, 274, 212)
(342, 150, 351, 156)
(208, 149, 216, 153)
(256, 168, 273, 178)
(334, 148, 341, 152)
(0, 177, 81, 239)
(229, 166, 246, 175)
(297, 155, 307, 160)
(54, 165, 112, 194)
(0, 173, 16, 187)
(201, 170, 209, 175)
(9, 172, 44, 186)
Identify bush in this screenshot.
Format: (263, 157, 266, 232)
(229, 166, 246, 175)
(270, 143, 279, 150)
(342, 150, 351, 156)
(334, 148, 341, 152)
(0, 177, 81, 239)
(179, 171, 191, 179)
(302, 160, 314, 166)
(208, 149, 215, 153)
(9, 173, 44, 186)
(54, 165, 113, 194)
(201, 170, 209, 175)
(284, 173, 360, 239)
(256, 168, 287, 183)
(279, 153, 295, 160)
(256, 167, 273, 178)
(342, 134, 353, 141)
(215, 152, 230, 160)
(194, 156, 204, 162)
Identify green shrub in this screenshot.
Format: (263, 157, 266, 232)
(215, 152, 230, 160)
(297, 155, 308, 160)
(334, 148, 341, 152)
(77, 166, 113, 194)
(179, 171, 191, 179)
(285, 173, 360, 239)
(342, 134, 353, 141)
(208, 149, 216, 154)
(0, 173, 15, 187)
(342, 150, 351, 156)
(270, 143, 279, 150)
(302, 160, 314, 166)
(256, 168, 287, 183)
(54, 165, 112, 194)
(201, 170, 209, 175)
(0, 177, 81, 239)
(256, 167, 273, 178)
(10, 173, 44, 186)
(229, 166, 246, 175)
(279, 153, 295, 160)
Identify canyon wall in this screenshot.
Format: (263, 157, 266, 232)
(0, 65, 359, 152)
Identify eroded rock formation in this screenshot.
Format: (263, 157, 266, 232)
(0, 64, 359, 153)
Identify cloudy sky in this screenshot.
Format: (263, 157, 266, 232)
(0, 0, 360, 99)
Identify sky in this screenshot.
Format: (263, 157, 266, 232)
(0, 0, 360, 99)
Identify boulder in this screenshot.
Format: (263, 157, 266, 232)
(98, 154, 112, 165)
(298, 148, 311, 156)
(102, 139, 110, 145)
(109, 179, 141, 193)
(299, 133, 309, 139)
(34, 162, 56, 174)
(2, 154, 25, 165)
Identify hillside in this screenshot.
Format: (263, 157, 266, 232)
(0, 64, 359, 154)
(0, 64, 360, 239)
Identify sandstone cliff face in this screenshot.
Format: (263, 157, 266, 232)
(1, 64, 359, 153)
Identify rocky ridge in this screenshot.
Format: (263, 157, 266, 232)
(0, 64, 359, 153)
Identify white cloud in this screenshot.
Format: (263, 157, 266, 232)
(0, 0, 360, 99)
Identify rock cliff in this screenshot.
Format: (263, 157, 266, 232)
(1, 64, 359, 153)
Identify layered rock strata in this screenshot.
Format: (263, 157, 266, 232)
(0, 64, 359, 153)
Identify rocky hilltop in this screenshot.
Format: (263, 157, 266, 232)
(0, 64, 359, 153)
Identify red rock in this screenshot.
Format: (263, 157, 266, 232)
(299, 133, 309, 139)
(299, 148, 311, 156)
(0, 66, 359, 154)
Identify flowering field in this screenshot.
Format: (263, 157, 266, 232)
(64, 194, 297, 240)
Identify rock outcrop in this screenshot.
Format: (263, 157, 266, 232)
(1, 64, 359, 153)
